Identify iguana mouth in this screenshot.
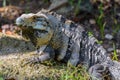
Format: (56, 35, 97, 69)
(37, 30, 48, 33)
(17, 25, 32, 29)
(17, 25, 48, 33)
(34, 29, 48, 33)
(33, 29, 49, 38)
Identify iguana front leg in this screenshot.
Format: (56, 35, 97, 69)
(57, 34, 69, 61)
(68, 42, 80, 66)
(28, 45, 55, 63)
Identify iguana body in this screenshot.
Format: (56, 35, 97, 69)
(16, 9, 120, 80)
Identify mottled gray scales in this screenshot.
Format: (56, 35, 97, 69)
(16, 9, 120, 80)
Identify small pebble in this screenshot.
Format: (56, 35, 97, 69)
(105, 34, 113, 40)
(89, 19, 96, 24)
(107, 48, 114, 52)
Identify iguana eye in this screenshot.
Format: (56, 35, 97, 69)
(32, 16, 38, 22)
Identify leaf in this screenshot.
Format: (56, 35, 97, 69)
(0, 77, 4, 80)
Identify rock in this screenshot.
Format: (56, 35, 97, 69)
(0, 6, 22, 21)
(107, 48, 114, 52)
(115, 0, 120, 5)
(48, 0, 73, 15)
(105, 34, 113, 40)
(48, 0, 93, 15)
(0, 6, 22, 26)
(49, 0, 68, 11)
(89, 19, 96, 24)
(0, 33, 35, 54)
(1, 24, 18, 34)
(117, 30, 120, 48)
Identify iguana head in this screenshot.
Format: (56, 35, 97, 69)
(16, 13, 54, 46)
(16, 13, 51, 30)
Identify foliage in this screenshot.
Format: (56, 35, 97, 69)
(96, 40, 103, 44)
(60, 63, 90, 80)
(88, 31, 93, 37)
(0, 68, 3, 80)
(112, 43, 118, 61)
(43, 0, 50, 3)
(2, 0, 6, 7)
(96, 3, 106, 39)
(68, 0, 74, 5)
(112, 18, 120, 36)
(68, 0, 92, 16)
(68, 0, 81, 16)
(88, 31, 103, 44)
(0, 77, 3, 80)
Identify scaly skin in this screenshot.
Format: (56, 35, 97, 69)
(16, 9, 120, 80)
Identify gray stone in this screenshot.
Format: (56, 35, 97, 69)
(105, 34, 113, 40)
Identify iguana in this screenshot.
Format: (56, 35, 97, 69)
(16, 9, 120, 80)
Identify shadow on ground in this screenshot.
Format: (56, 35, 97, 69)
(0, 33, 35, 55)
(0, 33, 68, 80)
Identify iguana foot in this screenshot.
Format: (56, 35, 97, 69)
(89, 64, 107, 80)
